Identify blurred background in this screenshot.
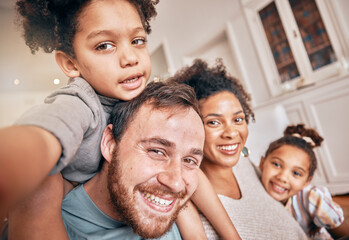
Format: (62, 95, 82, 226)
(1, 0, 349, 194)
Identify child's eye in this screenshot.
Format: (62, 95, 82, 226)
(132, 38, 146, 46)
(96, 42, 114, 51)
(272, 162, 280, 168)
(293, 171, 302, 177)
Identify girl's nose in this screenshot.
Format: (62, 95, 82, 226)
(119, 45, 138, 68)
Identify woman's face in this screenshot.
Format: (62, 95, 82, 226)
(200, 91, 248, 168)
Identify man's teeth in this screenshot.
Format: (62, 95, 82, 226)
(218, 144, 238, 151)
(142, 192, 173, 207)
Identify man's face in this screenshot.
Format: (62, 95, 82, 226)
(107, 104, 205, 238)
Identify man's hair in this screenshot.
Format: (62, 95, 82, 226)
(109, 81, 200, 143)
(16, 0, 159, 57)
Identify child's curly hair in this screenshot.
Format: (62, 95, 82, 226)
(264, 124, 324, 179)
(168, 58, 255, 124)
(15, 0, 159, 57)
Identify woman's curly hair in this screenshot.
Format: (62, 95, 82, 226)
(15, 0, 159, 57)
(264, 124, 324, 179)
(168, 58, 255, 124)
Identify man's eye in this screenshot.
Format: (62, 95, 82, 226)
(132, 38, 146, 45)
(149, 149, 164, 156)
(96, 42, 113, 51)
(183, 158, 198, 167)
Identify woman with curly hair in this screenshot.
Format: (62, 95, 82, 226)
(259, 124, 349, 239)
(172, 59, 307, 239)
(0, 0, 158, 238)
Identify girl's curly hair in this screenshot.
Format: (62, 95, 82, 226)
(264, 124, 324, 179)
(168, 58, 255, 124)
(15, 0, 159, 57)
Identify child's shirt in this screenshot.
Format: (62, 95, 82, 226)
(285, 185, 344, 240)
(15, 77, 120, 183)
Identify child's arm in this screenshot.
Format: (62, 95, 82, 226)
(191, 169, 241, 240)
(8, 173, 69, 240)
(328, 221, 349, 239)
(176, 200, 208, 240)
(0, 126, 61, 218)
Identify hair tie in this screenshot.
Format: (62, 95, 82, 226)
(291, 133, 316, 147)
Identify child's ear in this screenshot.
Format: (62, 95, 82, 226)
(101, 124, 116, 163)
(259, 156, 265, 171)
(55, 51, 80, 78)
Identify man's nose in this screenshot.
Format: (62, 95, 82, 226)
(119, 44, 138, 68)
(157, 160, 185, 194)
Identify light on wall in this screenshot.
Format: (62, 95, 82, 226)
(53, 78, 60, 85)
(13, 79, 20, 85)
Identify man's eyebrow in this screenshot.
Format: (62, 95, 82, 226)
(140, 137, 175, 148)
(86, 27, 145, 40)
(191, 148, 203, 157)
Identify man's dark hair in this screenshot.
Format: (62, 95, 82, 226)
(109, 81, 200, 144)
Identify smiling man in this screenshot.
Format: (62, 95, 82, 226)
(61, 82, 205, 239)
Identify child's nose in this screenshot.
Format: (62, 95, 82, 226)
(277, 170, 288, 182)
(119, 45, 138, 68)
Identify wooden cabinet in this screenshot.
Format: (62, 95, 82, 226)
(243, 0, 348, 96)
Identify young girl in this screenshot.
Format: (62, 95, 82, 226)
(0, 0, 157, 231)
(259, 124, 349, 239)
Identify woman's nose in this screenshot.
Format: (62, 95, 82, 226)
(222, 124, 238, 139)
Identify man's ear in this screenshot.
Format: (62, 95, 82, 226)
(55, 51, 80, 78)
(101, 124, 116, 163)
(259, 156, 265, 171)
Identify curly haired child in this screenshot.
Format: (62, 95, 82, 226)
(259, 124, 349, 239)
(0, 0, 158, 235)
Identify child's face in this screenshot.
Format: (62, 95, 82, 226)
(259, 145, 312, 204)
(71, 0, 151, 100)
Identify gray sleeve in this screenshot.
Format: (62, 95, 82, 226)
(15, 93, 94, 173)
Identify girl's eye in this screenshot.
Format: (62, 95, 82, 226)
(293, 171, 302, 177)
(132, 38, 146, 45)
(272, 162, 280, 168)
(96, 42, 113, 51)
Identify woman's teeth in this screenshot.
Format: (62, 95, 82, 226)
(124, 77, 138, 83)
(218, 144, 238, 151)
(142, 192, 173, 207)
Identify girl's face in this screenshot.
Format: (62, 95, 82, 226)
(200, 91, 248, 169)
(259, 145, 312, 204)
(70, 0, 151, 100)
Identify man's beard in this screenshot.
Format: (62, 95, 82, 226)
(107, 148, 188, 239)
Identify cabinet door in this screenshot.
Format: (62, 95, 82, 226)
(244, 0, 346, 96)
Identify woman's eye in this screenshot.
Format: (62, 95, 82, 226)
(96, 42, 113, 51)
(235, 117, 245, 123)
(132, 38, 146, 45)
(207, 120, 219, 126)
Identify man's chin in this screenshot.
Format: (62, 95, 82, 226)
(132, 217, 175, 239)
